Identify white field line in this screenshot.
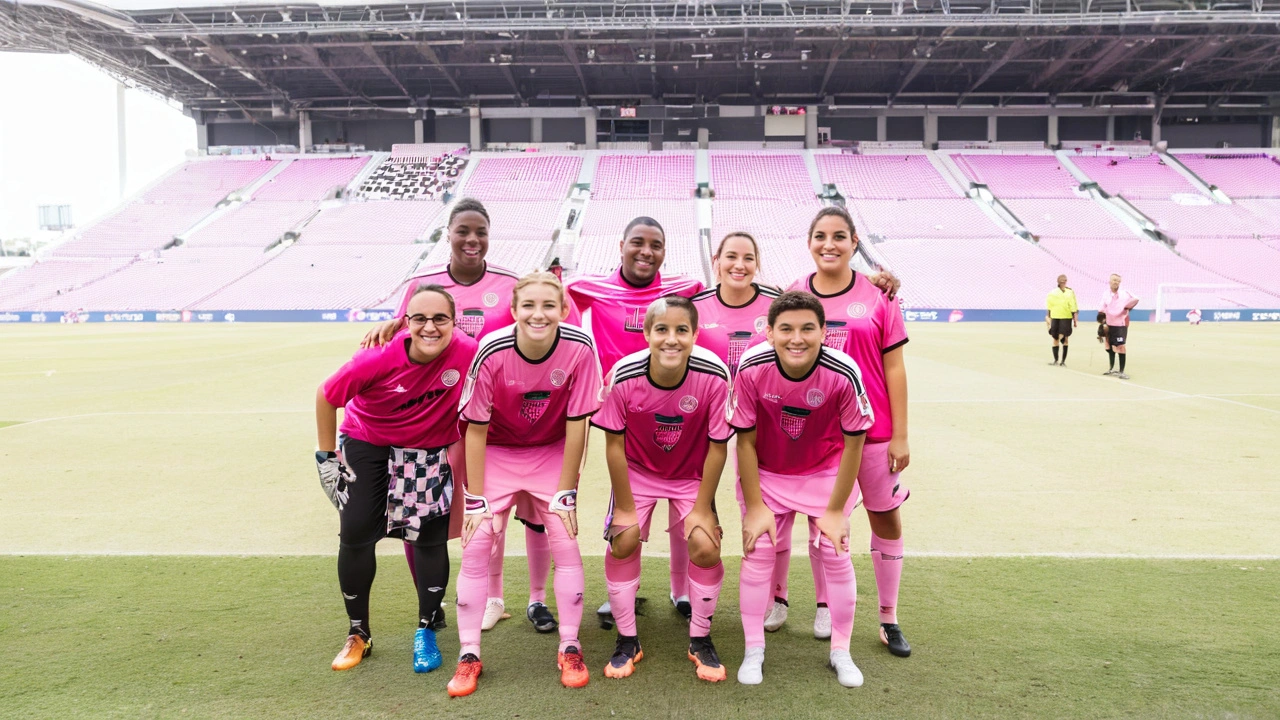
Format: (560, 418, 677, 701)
(2, 550, 1277, 560)
(0, 409, 309, 430)
(1062, 367, 1280, 415)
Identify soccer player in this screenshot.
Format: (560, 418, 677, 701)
(566, 216, 704, 622)
(592, 296, 733, 682)
(316, 284, 477, 674)
(363, 198, 556, 635)
(1046, 274, 1079, 366)
(733, 291, 873, 688)
(761, 208, 912, 657)
(691, 232, 780, 377)
(447, 272, 603, 697)
(1101, 273, 1139, 380)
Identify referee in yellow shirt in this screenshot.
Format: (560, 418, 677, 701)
(1046, 274, 1078, 366)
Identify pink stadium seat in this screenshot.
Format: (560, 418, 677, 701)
(1175, 153, 1280, 199)
(1134, 201, 1269, 238)
(1071, 155, 1199, 200)
(195, 245, 427, 310)
(301, 202, 444, 245)
(593, 154, 695, 200)
(1166, 237, 1280, 296)
(0, 257, 134, 309)
(950, 155, 1080, 199)
(581, 200, 699, 240)
(186, 201, 318, 248)
(482, 201, 566, 241)
(463, 155, 582, 201)
(50, 203, 213, 258)
(847, 199, 1006, 239)
(1003, 199, 1133, 239)
(252, 157, 370, 201)
(139, 159, 278, 204)
(41, 247, 271, 311)
(816, 154, 957, 199)
(710, 153, 814, 202)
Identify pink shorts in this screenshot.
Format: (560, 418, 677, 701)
(752, 467, 860, 519)
(484, 441, 564, 518)
(854, 441, 909, 513)
(605, 466, 699, 542)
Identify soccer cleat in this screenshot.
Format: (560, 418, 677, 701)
(763, 600, 789, 632)
(688, 636, 727, 682)
(880, 623, 912, 658)
(597, 600, 614, 630)
(527, 602, 559, 634)
(828, 649, 864, 688)
(413, 628, 443, 673)
(446, 654, 483, 697)
(737, 646, 765, 685)
(481, 598, 507, 631)
(1117, 372, 1130, 380)
(813, 606, 832, 640)
(558, 646, 590, 688)
(604, 634, 644, 679)
(1103, 370, 1117, 376)
(671, 593, 692, 622)
(1048, 360, 1059, 365)
(331, 633, 371, 671)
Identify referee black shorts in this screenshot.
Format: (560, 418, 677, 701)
(1048, 317, 1073, 338)
(1107, 325, 1128, 347)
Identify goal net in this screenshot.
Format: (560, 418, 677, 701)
(1153, 283, 1249, 322)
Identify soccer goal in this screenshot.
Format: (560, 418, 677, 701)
(1153, 283, 1249, 322)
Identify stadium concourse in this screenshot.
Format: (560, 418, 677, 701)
(3, 143, 1280, 318)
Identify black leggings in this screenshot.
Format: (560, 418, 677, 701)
(337, 437, 450, 636)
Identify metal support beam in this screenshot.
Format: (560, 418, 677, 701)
(359, 43, 410, 97)
(1031, 38, 1095, 89)
(296, 45, 360, 98)
(958, 38, 1026, 103)
(817, 43, 845, 97)
(415, 43, 463, 96)
(1072, 37, 1148, 91)
(561, 40, 590, 98)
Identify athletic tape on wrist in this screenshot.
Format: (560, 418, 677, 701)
(549, 489, 577, 513)
(464, 491, 489, 515)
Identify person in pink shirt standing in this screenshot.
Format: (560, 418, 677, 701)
(1100, 273, 1140, 380)
(592, 296, 733, 683)
(691, 232, 781, 377)
(566, 216, 704, 623)
(767, 206, 913, 659)
(315, 284, 478, 675)
(363, 198, 557, 636)
(447, 272, 603, 697)
(733, 291, 873, 688)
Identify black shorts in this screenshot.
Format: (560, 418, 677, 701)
(1107, 325, 1128, 347)
(1048, 317, 1073, 338)
(340, 437, 450, 549)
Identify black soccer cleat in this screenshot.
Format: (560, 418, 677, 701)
(880, 623, 912, 657)
(687, 635, 727, 682)
(671, 593, 692, 622)
(526, 601, 559, 634)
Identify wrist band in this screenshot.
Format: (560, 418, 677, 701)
(464, 491, 489, 515)
(550, 489, 577, 512)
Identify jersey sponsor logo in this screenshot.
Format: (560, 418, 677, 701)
(520, 391, 552, 424)
(780, 406, 810, 440)
(847, 302, 867, 319)
(806, 388, 825, 408)
(653, 413, 684, 451)
(857, 394, 872, 417)
(679, 395, 699, 412)
(625, 306, 646, 333)
(823, 321, 848, 351)
(550, 369, 567, 387)
(754, 315, 768, 334)
(483, 292, 500, 308)
(727, 331, 753, 374)
(441, 369, 461, 387)
(763, 393, 781, 403)
(394, 387, 446, 412)
(457, 309, 486, 337)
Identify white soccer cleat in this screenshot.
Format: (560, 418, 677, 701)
(481, 597, 506, 631)
(828, 650, 864, 688)
(737, 647, 765, 685)
(763, 601, 788, 632)
(813, 606, 832, 640)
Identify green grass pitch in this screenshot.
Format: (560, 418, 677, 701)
(2, 322, 1279, 718)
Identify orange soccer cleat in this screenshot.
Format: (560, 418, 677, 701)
(558, 646, 590, 689)
(331, 634, 371, 671)
(687, 636, 727, 682)
(603, 634, 643, 679)
(447, 654, 483, 698)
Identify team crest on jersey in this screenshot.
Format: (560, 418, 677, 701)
(625, 306, 646, 332)
(550, 369, 567, 387)
(754, 316, 768, 334)
(780, 406, 811, 440)
(520, 391, 552, 424)
(653, 413, 684, 451)
(823, 321, 849, 350)
(441, 369, 461, 387)
(727, 331, 752, 373)
(483, 292, 500, 308)
(679, 395, 699, 413)
(806, 388, 825, 408)
(458, 309, 486, 337)
(847, 302, 867, 319)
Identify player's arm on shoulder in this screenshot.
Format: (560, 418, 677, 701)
(867, 269, 902, 300)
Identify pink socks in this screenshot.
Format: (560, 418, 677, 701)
(814, 535, 856, 652)
(738, 527, 777, 649)
(526, 524, 551, 604)
(871, 533, 904, 624)
(687, 560, 724, 637)
(604, 548, 642, 636)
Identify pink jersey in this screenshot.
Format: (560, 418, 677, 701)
(692, 283, 781, 379)
(591, 346, 732, 482)
(324, 330, 478, 449)
(459, 323, 603, 447)
(565, 269, 705, 377)
(396, 263, 520, 340)
(731, 343, 874, 476)
(791, 273, 908, 442)
(1100, 288, 1139, 326)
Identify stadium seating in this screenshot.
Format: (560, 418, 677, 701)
(1174, 153, 1280, 199)
(463, 155, 582, 201)
(1070, 155, 1199, 200)
(358, 154, 467, 201)
(592, 153, 695, 200)
(251, 157, 369, 201)
(949, 155, 1081, 198)
(428, 237, 552, 275)
(1164, 237, 1280, 296)
(0, 257, 134, 309)
(816, 154, 957, 199)
(710, 152, 814, 202)
(50, 203, 214, 257)
(1235, 200, 1280, 236)
(40, 247, 271, 311)
(581, 200, 699, 240)
(299, 201, 445, 245)
(195, 245, 427, 310)
(1003, 199, 1134, 239)
(847, 198, 1007, 239)
(480, 200, 566, 241)
(184, 201, 318, 248)
(1135, 200, 1267, 239)
(138, 158, 278, 204)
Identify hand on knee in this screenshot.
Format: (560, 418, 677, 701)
(687, 528, 722, 568)
(608, 525, 642, 560)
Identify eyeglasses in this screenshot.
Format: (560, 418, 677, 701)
(406, 313, 454, 327)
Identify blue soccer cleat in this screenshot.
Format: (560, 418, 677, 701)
(414, 627, 443, 673)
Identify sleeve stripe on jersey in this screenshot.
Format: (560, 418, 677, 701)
(589, 419, 625, 434)
(756, 284, 783, 298)
(690, 287, 719, 302)
(610, 363, 650, 386)
(843, 429, 868, 437)
(737, 348, 778, 373)
(559, 326, 596, 351)
(485, 265, 521, 279)
(467, 335, 516, 376)
(688, 357, 730, 381)
(817, 353, 867, 397)
(567, 411, 597, 421)
(882, 338, 909, 355)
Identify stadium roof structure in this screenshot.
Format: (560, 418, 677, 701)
(4, 0, 1280, 117)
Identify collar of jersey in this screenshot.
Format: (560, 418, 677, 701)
(807, 272, 856, 299)
(513, 326, 561, 365)
(446, 261, 488, 287)
(716, 283, 761, 309)
(645, 355, 690, 390)
(774, 346, 824, 383)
